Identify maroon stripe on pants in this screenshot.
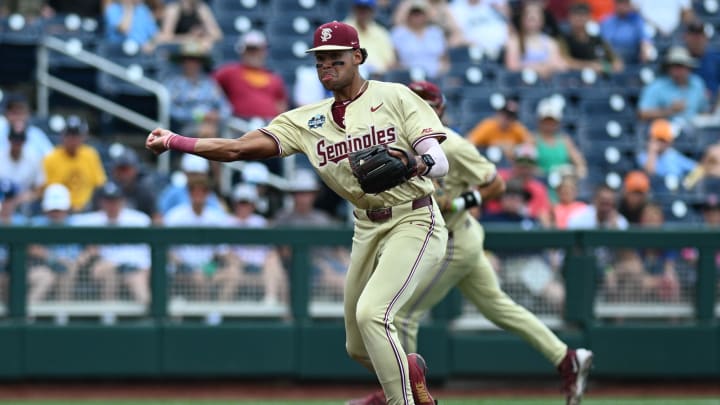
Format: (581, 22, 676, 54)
(383, 205, 437, 405)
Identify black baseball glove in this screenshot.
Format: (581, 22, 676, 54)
(349, 145, 417, 194)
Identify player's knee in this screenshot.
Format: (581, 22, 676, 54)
(354, 303, 379, 331)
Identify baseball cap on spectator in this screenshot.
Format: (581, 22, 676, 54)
(180, 154, 209, 174)
(408, 81, 445, 108)
(232, 183, 259, 204)
(99, 182, 124, 199)
(42, 184, 71, 212)
(112, 148, 139, 168)
(686, 20, 706, 35)
(649, 119, 674, 142)
(513, 143, 538, 165)
(3, 92, 28, 111)
(236, 30, 267, 53)
(354, 0, 376, 7)
(64, 115, 88, 135)
(409, 0, 429, 12)
(306, 21, 361, 52)
(289, 169, 320, 192)
(499, 97, 520, 118)
(242, 162, 270, 184)
(537, 98, 563, 120)
(664, 46, 697, 68)
(623, 170, 650, 194)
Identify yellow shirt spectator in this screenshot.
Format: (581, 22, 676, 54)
(345, 12, 396, 75)
(468, 117, 531, 147)
(43, 117, 106, 211)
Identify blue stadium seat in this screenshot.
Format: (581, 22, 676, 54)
(581, 141, 636, 174)
(497, 70, 553, 91)
(0, 14, 44, 45)
(578, 92, 636, 121)
(442, 62, 501, 91)
(266, 15, 323, 38)
(266, 35, 312, 64)
(550, 70, 612, 92)
(211, 0, 270, 19)
(216, 14, 266, 37)
(577, 118, 637, 149)
(270, 0, 331, 18)
(457, 91, 505, 135)
(96, 41, 157, 96)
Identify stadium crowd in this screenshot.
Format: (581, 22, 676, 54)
(0, 0, 719, 311)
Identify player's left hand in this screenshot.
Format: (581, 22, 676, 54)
(387, 148, 425, 177)
(145, 128, 172, 155)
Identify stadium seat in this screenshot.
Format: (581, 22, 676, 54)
(457, 91, 506, 135)
(581, 142, 636, 174)
(497, 69, 552, 91)
(216, 14, 266, 37)
(266, 35, 311, 64)
(0, 14, 44, 45)
(211, 0, 270, 19)
(266, 16, 323, 38)
(270, 0, 331, 18)
(96, 41, 157, 96)
(442, 62, 501, 91)
(577, 119, 637, 149)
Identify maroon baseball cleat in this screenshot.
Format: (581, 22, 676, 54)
(558, 348, 594, 405)
(345, 390, 386, 405)
(407, 353, 437, 405)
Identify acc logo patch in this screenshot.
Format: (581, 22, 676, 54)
(308, 114, 326, 129)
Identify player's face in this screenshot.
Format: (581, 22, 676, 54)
(314, 50, 360, 91)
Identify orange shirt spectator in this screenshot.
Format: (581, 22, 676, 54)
(467, 99, 531, 159)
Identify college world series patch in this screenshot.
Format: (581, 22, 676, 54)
(308, 114, 325, 129)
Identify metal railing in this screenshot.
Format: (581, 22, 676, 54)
(35, 36, 172, 172)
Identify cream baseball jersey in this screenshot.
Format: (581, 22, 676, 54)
(436, 128, 497, 230)
(259, 80, 446, 210)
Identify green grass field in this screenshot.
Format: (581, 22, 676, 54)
(2, 399, 719, 405)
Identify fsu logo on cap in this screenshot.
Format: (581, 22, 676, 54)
(320, 28, 332, 42)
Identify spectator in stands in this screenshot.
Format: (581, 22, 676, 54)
(0, 93, 53, 158)
(220, 184, 287, 305)
(551, 174, 587, 229)
(600, 0, 653, 64)
(695, 193, 720, 227)
(618, 170, 651, 224)
(510, 0, 562, 39)
(157, 0, 222, 51)
(683, 141, 720, 190)
(272, 170, 349, 300)
(390, 0, 448, 79)
(683, 20, 720, 105)
(104, 0, 159, 53)
(559, 2, 624, 74)
(0, 126, 45, 211)
(164, 176, 237, 301)
(104, 147, 158, 220)
(638, 46, 709, 125)
(0, 0, 43, 19)
(485, 144, 552, 227)
(41, 0, 106, 18)
(393, 0, 466, 47)
(164, 42, 231, 134)
(505, 0, 567, 78)
(467, 97, 532, 160)
(631, 0, 694, 38)
(71, 182, 151, 305)
(27, 184, 83, 303)
(482, 178, 537, 227)
(157, 153, 223, 218)
(637, 118, 697, 178)
(567, 184, 628, 229)
(605, 202, 681, 302)
(213, 30, 288, 121)
(43, 116, 106, 213)
(534, 98, 588, 179)
(345, 0, 397, 76)
(449, 0, 508, 59)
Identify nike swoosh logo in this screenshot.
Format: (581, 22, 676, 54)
(370, 103, 383, 112)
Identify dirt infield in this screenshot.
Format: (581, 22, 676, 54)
(0, 379, 718, 401)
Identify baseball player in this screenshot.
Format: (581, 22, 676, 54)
(147, 21, 449, 405)
(348, 81, 594, 405)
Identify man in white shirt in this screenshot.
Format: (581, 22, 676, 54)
(220, 183, 287, 304)
(0, 129, 45, 212)
(0, 93, 53, 158)
(632, 0, 694, 37)
(449, 0, 509, 60)
(164, 176, 236, 301)
(71, 182, 152, 305)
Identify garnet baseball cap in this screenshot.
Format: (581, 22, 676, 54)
(408, 81, 445, 108)
(306, 21, 360, 53)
